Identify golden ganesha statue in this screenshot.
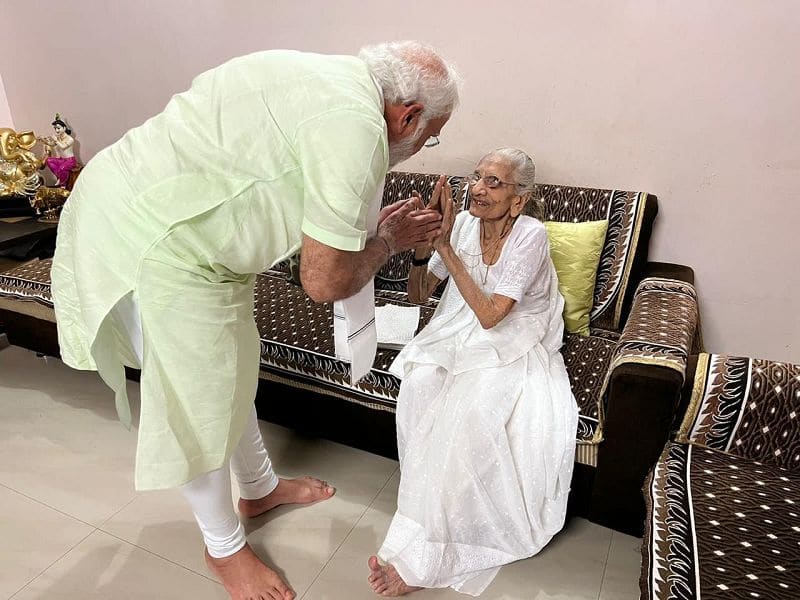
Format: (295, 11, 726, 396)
(0, 127, 43, 197)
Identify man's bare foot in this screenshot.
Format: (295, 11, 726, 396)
(206, 544, 295, 600)
(368, 555, 422, 596)
(238, 476, 335, 518)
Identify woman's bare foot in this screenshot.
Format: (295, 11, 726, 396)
(368, 555, 422, 596)
(205, 544, 295, 600)
(238, 476, 335, 518)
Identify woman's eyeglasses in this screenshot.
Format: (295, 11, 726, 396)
(467, 173, 519, 189)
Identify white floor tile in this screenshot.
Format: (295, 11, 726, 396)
(0, 345, 645, 599)
(101, 420, 397, 597)
(11, 530, 227, 600)
(306, 467, 612, 600)
(0, 347, 140, 525)
(0, 485, 93, 598)
(1, 345, 115, 401)
(599, 530, 643, 600)
(481, 517, 611, 599)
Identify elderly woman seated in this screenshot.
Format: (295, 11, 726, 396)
(367, 148, 579, 596)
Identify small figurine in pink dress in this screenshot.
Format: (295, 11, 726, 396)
(41, 114, 77, 187)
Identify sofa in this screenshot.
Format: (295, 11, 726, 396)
(0, 170, 700, 535)
(641, 353, 800, 599)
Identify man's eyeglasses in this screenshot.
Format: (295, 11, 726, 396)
(424, 136, 440, 148)
(467, 173, 519, 189)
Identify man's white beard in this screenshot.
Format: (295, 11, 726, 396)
(388, 136, 417, 169)
(387, 122, 426, 168)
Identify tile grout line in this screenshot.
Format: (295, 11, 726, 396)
(0, 485, 218, 589)
(596, 530, 616, 600)
(2, 485, 208, 596)
(7, 527, 97, 599)
(98, 529, 222, 584)
(0, 480, 99, 528)
(97, 492, 140, 529)
(298, 465, 400, 600)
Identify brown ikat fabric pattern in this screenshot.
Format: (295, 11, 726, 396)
(680, 354, 800, 472)
(1, 241, 622, 449)
(642, 442, 799, 599)
(0, 258, 54, 307)
(562, 331, 619, 443)
(608, 277, 698, 377)
(254, 272, 436, 411)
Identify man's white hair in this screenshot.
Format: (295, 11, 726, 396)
(358, 41, 461, 118)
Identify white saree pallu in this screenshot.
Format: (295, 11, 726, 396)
(333, 181, 385, 384)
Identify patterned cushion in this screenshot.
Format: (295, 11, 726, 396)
(642, 442, 799, 599)
(678, 354, 800, 471)
(256, 271, 615, 459)
(544, 219, 609, 336)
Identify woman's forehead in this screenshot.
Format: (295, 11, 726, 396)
(475, 157, 513, 177)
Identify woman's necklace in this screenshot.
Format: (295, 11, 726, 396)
(461, 217, 517, 284)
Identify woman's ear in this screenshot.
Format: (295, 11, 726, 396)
(510, 192, 528, 218)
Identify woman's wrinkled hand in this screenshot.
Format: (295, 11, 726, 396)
(431, 176, 455, 252)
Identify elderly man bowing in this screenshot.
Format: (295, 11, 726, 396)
(51, 41, 459, 600)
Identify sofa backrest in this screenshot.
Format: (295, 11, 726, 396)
(678, 353, 800, 471)
(377, 171, 657, 331)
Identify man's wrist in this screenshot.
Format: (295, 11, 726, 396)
(375, 234, 392, 260)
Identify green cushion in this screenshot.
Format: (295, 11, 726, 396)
(544, 220, 609, 336)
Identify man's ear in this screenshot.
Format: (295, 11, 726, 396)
(399, 102, 424, 135)
(385, 102, 424, 142)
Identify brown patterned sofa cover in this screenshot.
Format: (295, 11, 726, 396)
(0, 170, 699, 534)
(641, 353, 800, 599)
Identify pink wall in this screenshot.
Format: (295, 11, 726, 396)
(0, 74, 13, 128)
(2, 1, 798, 361)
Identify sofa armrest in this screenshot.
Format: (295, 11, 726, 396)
(589, 276, 700, 535)
(645, 263, 703, 353)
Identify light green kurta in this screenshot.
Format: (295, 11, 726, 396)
(50, 50, 389, 490)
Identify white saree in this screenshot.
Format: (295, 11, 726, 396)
(379, 213, 579, 595)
